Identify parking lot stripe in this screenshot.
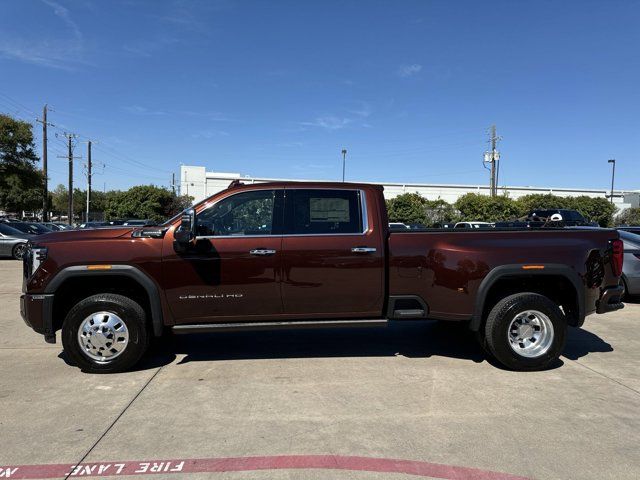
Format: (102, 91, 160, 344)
(0, 455, 530, 479)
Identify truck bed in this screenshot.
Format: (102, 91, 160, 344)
(388, 228, 619, 321)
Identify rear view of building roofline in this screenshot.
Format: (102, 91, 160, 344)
(21, 180, 625, 373)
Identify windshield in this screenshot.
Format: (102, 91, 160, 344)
(0, 223, 25, 236)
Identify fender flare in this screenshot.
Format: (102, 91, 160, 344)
(44, 265, 164, 336)
(470, 264, 585, 331)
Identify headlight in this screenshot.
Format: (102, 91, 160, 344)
(31, 246, 48, 274)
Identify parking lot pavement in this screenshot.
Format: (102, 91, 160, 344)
(1, 259, 639, 480)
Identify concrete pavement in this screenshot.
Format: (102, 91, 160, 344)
(1, 259, 639, 479)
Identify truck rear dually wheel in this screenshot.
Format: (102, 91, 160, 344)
(62, 293, 149, 373)
(484, 293, 566, 371)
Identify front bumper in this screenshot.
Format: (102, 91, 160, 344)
(20, 293, 56, 343)
(596, 286, 625, 314)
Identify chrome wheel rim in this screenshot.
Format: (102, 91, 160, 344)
(13, 243, 27, 259)
(507, 310, 554, 358)
(77, 312, 129, 362)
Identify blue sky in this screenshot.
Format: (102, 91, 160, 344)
(1, 0, 639, 193)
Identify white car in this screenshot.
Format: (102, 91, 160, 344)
(454, 221, 495, 229)
(388, 222, 410, 230)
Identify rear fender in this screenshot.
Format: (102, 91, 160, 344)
(470, 264, 585, 331)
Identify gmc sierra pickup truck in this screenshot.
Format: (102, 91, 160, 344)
(21, 181, 625, 373)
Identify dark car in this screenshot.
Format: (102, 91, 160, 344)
(6, 222, 53, 235)
(123, 219, 156, 226)
(77, 222, 110, 229)
(530, 209, 594, 226)
(42, 222, 71, 231)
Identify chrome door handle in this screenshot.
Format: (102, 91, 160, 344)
(250, 249, 276, 256)
(351, 247, 377, 253)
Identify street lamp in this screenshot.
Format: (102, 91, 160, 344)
(608, 159, 616, 204)
(341, 149, 347, 182)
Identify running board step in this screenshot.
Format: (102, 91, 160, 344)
(393, 309, 426, 319)
(172, 319, 388, 334)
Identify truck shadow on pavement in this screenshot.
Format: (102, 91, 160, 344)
(102, 320, 615, 373)
(57, 320, 615, 373)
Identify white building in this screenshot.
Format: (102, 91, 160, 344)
(179, 165, 640, 212)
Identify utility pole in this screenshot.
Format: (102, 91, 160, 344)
(341, 149, 347, 182)
(57, 133, 81, 225)
(171, 172, 176, 194)
(36, 105, 54, 221)
(608, 159, 616, 204)
(86, 141, 92, 221)
(483, 125, 501, 197)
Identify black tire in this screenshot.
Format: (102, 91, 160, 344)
(62, 293, 149, 373)
(620, 277, 628, 301)
(12, 242, 27, 260)
(484, 292, 566, 371)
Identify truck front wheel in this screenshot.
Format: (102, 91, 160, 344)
(62, 293, 149, 373)
(484, 293, 566, 371)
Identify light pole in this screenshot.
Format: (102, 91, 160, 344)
(341, 149, 347, 182)
(608, 159, 616, 204)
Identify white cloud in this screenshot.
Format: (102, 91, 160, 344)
(0, 0, 84, 69)
(42, 0, 82, 41)
(398, 63, 422, 77)
(301, 116, 352, 131)
(122, 106, 232, 122)
(348, 101, 372, 118)
(122, 105, 167, 116)
(192, 130, 230, 139)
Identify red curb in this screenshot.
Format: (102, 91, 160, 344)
(0, 455, 531, 480)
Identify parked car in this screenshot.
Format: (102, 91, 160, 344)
(389, 222, 410, 230)
(618, 230, 640, 298)
(618, 226, 640, 236)
(5, 222, 52, 235)
(42, 222, 71, 231)
(123, 219, 156, 226)
(77, 222, 110, 229)
(0, 223, 33, 259)
(454, 221, 494, 229)
(529, 209, 596, 226)
(21, 181, 624, 373)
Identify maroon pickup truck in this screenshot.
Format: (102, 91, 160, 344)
(21, 181, 624, 373)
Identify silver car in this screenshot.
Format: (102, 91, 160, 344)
(0, 223, 33, 259)
(619, 230, 640, 297)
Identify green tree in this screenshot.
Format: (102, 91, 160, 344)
(455, 193, 520, 222)
(423, 198, 459, 226)
(386, 192, 428, 224)
(515, 194, 569, 217)
(104, 185, 192, 222)
(616, 208, 640, 226)
(50, 184, 68, 216)
(565, 196, 616, 227)
(0, 114, 43, 213)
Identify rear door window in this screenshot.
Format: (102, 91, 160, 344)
(284, 189, 363, 235)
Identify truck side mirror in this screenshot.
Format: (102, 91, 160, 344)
(173, 208, 196, 252)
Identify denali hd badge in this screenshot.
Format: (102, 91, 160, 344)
(179, 294, 244, 300)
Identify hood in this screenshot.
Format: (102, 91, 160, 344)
(35, 226, 134, 244)
(7, 233, 34, 241)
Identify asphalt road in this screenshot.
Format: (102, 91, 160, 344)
(1, 259, 639, 480)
